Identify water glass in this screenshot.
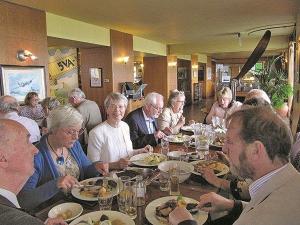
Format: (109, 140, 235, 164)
(98, 194, 113, 210)
(159, 174, 169, 191)
(124, 181, 137, 219)
(183, 136, 191, 152)
(169, 164, 180, 196)
(117, 176, 131, 213)
(161, 138, 169, 156)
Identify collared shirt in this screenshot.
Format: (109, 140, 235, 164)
(0, 188, 20, 208)
(249, 164, 288, 198)
(142, 109, 155, 134)
(2, 112, 41, 143)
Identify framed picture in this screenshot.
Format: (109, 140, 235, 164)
(0, 66, 46, 102)
(90, 68, 102, 87)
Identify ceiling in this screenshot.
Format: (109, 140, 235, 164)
(7, 0, 299, 59)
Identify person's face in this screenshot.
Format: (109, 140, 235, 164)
(68, 96, 79, 107)
(172, 95, 185, 113)
(223, 119, 254, 179)
(148, 98, 164, 119)
(54, 125, 84, 148)
(29, 95, 39, 107)
(107, 100, 126, 122)
(218, 96, 231, 109)
(8, 126, 38, 177)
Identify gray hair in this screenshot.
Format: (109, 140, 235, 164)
(217, 87, 232, 101)
(144, 92, 163, 106)
(47, 105, 83, 132)
(0, 96, 19, 113)
(244, 89, 271, 104)
(68, 88, 86, 99)
(104, 92, 128, 110)
(167, 89, 185, 108)
(41, 97, 61, 110)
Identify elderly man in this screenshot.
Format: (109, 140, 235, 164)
(68, 88, 102, 150)
(0, 119, 66, 225)
(0, 95, 40, 143)
(169, 106, 300, 225)
(125, 92, 165, 148)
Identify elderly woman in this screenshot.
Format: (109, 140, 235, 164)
(40, 97, 61, 134)
(158, 90, 185, 135)
(205, 87, 242, 124)
(87, 92, 150, 169)
(19, 92, 45, 125)
(18, 106, 107, 211)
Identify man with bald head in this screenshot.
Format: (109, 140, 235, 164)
(0, 95, 40, 143)
(0, 119, 66, 225)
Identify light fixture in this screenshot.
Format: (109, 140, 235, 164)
(17, 50, 38, 61)
(192, 64, 198, 69)
(123, 56, 129, 64)
(168, 61, 177, 67)
(140, 63, 144, 68)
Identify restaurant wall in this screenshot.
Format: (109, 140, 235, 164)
(205, 57, 215, 98)
(110, 30, 134, 92)
(79, 47, 113, 112)
(0, 1, 49, 93)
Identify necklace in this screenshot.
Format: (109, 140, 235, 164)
(47, 137, 65, 165)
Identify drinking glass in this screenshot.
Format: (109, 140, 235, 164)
(117, 176, 131, 213)
(98, 194, 113, 210)
(159, 174, 169, 191)
(161, 138, 169, 156)
(124, 181, 137, 219)
(183, 136, 191, 152)
(169, 164, 180, 196)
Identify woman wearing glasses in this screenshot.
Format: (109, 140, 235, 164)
(88, 92, 151, 169)
(158, 90, 186, 135)
(18, 106, 108, 211)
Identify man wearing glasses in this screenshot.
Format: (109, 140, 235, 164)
(125, 92, 165, 148)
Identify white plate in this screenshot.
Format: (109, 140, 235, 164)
(165, 134, 190, 143)
(71, 177, 119, 201)
(130, 153, 166, 167)
(69, 210, 135, 225)
(48, 202, 83, 222)
(181, 125, 194, 132)
(145, 196, 208, 225)
(190, 160, 230, 177)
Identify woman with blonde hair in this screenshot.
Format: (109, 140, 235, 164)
(158, 89, 185, 135)
(206, 87, 242, 124)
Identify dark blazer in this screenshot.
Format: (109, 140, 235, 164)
(0, 195, 43, 225)
(124, 107, 158, 148)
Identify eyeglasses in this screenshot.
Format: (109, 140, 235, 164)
(176, 100, 185, 104)
(64, 128, 85, 137)
(151, 104, 163, 112)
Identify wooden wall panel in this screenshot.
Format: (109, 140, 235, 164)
(110, 30, 134, 92)
(0, 1, 49, 93)
(143, 56, 168, 100)
(205, 57, 215, 98)
(79, 47, 113, 109)
(167, 55, 178, 95)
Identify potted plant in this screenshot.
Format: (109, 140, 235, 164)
(254, 56, 293, 116)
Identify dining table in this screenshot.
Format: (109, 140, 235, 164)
(34, 142, 231, 225)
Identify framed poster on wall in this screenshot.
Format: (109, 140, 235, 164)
(0, 66, 46, 102)
(90, 68, 102, 87)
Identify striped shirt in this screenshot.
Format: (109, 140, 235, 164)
(249, 164, 288, 198)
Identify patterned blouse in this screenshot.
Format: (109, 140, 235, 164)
(56, 153, 80, 179)
(19, 104, 45, 124)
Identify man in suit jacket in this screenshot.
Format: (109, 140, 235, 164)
(0, 119, 66, 225)
(169, 106, 300, 225)
(125, 92, 165, 148)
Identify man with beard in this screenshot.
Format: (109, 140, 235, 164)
(169, 106, 300, 225)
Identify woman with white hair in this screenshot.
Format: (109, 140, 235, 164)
(158, 90, 185, 135)
(88, 92, 151, 169)
(18, 106, 108, 211)
(206, 87, 242, 124)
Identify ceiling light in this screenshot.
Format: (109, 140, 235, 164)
(17, 50, 37, 61)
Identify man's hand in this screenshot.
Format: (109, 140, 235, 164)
(94, 162, 109, 175)
(169, 207, 194, 225)
(57, 175, 78, 190)
(177, 116, 185, 127)
(197, 192, 234, 213)
(162, 127, 173, 135)
(154, 130, 165, 139)
(44, 217, 67, 225)
(118, 158, 130, 169)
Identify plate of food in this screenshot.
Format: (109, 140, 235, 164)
(181, 125, 194, 132)
(191, 160, 230, 177)
(114, 167, 154, 180)
(48, 202, 83, 222)
(130, 153, 166, 167)
(210, 136, 225, 148)
(165, 134, 190, 143)
(71, 177, 119, 201)
(145, 196, 208, 225)
(69, 210, 135, 225)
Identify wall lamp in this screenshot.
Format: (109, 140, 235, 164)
(168, 61, 177, 67)
(17, 50, 38, 62)
(192, 64, 198, 69)
(123, 56, 129, 64)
